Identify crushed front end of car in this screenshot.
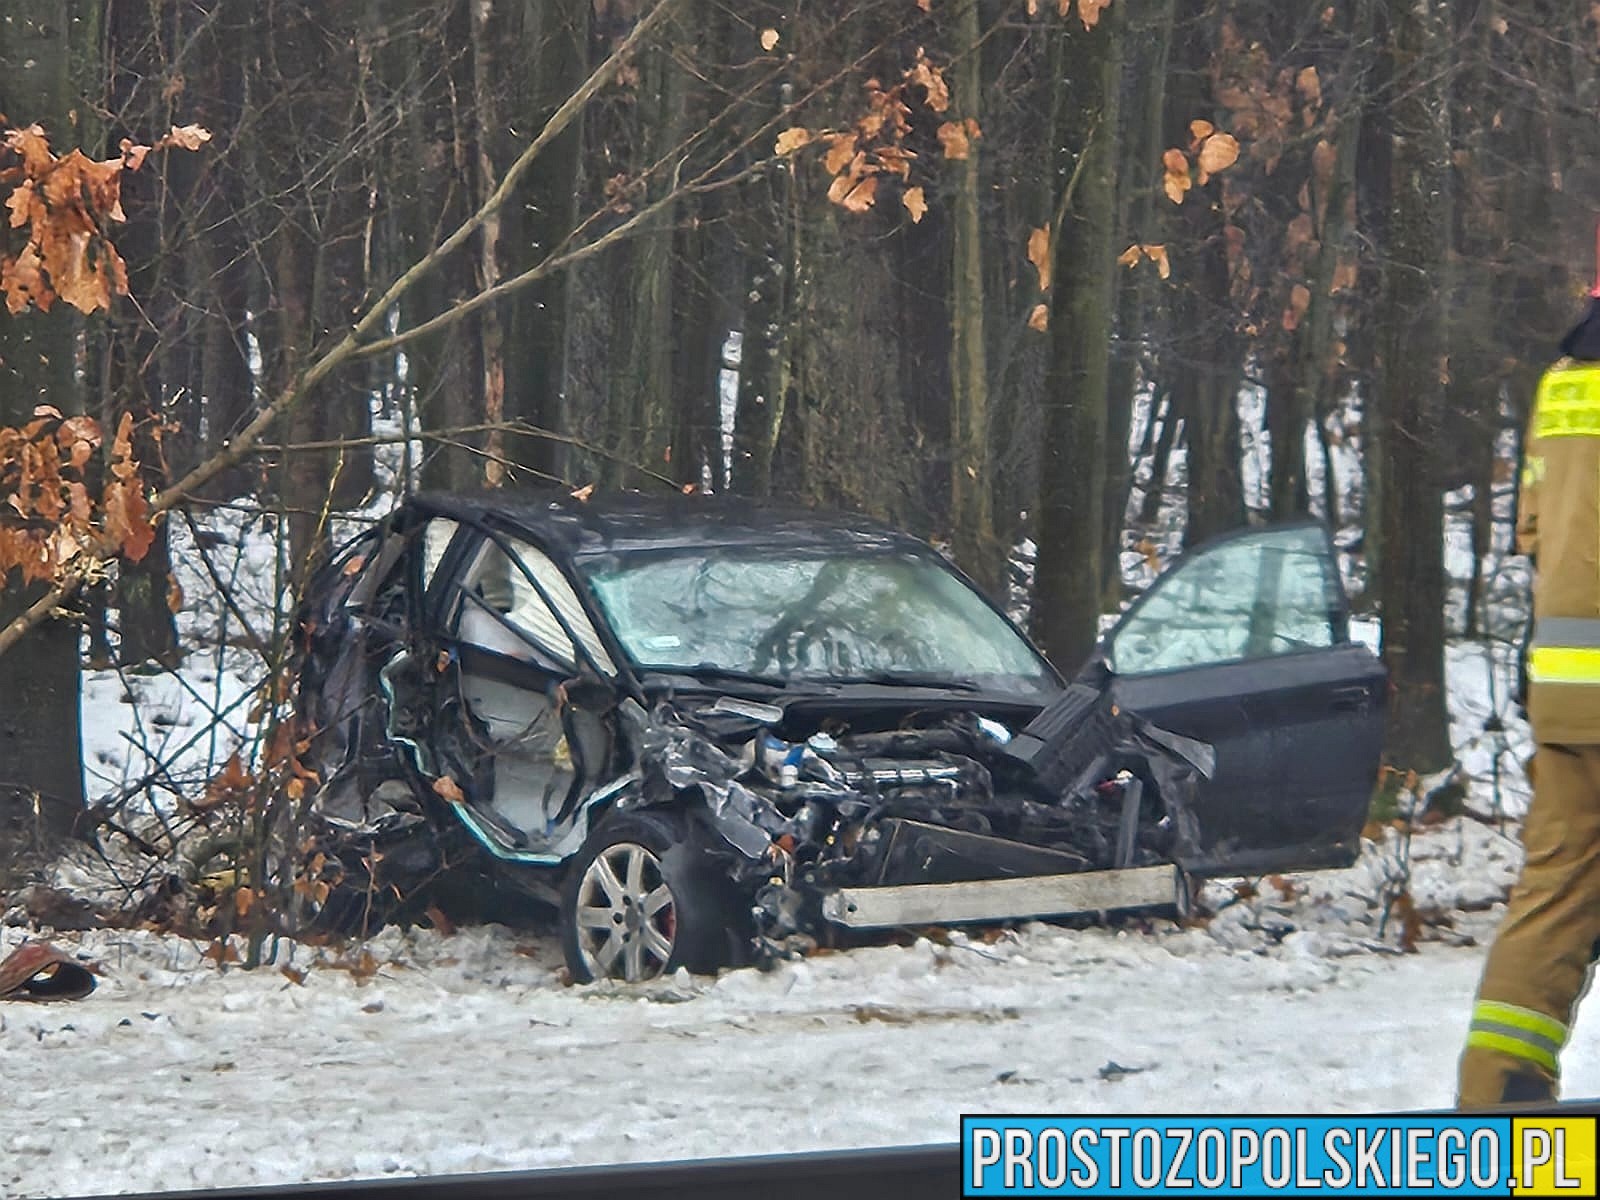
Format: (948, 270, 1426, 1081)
(614, 676, 1213, 962)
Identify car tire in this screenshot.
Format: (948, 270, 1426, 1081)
(560, 810, 733, 984)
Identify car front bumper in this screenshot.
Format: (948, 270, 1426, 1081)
(817, 863, 1186, 929)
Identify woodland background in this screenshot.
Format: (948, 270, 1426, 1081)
(0, 0, 1595, 878)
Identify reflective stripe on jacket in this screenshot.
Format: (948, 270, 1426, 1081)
(1524, 361, 1600, 743)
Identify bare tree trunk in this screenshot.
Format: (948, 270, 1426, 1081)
(1140, 399, 1180, 525)
(604, 2, 692, 482)
(470, 0, 508, 485)
(1167, 2, 1243, 548)
(196, 7, 254, 496)
(1372, 0, 1452, 771)
(391, 2, 481, 493)
(733, 193, 793, 498)
(1033, 8, 1123, 666)
(500, 0, 588, 481)
(1102, 0, 1174, 601)
(947, 0, 999, 593)
(0, 0, 98, 867)
(106, 0, 179, 668)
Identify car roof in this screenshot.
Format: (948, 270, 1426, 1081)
(403, 489, 929, 558)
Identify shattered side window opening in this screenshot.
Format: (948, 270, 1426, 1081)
(453, 536, 617, 676)
(420, 517, 459, 590)
(580, 546, 1054, 696)
(457, 590, 574, 673)
(1108, 526, 1340, 676)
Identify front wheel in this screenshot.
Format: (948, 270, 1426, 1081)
(559, 811, 734, 984)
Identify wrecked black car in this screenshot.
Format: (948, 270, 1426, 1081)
(292, 493, 1385, 982)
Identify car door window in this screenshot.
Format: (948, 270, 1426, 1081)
(1108, 525, 1340, 676)
(451, 536, 616, 676)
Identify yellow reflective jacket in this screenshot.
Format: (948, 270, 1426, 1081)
(1523, 359, 1600, 743)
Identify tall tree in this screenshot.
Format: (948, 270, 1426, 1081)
(1101, 0, 1175, 603)
(1034, 5, 1124, 667)
(947, 0, 999, 592)
(1371, 0, 1452, 770)
(1167, 1, 1243, 547)
(603, 1, 693, 480)
(0, 0, 100, 864)
(500, 0, 590, 481)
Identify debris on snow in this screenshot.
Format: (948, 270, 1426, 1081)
(0, 941, 98, 1002)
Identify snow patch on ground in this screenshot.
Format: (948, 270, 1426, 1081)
(0, 815, 1545, 1198)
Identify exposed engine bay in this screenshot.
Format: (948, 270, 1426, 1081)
(622, 684, 1212, 954)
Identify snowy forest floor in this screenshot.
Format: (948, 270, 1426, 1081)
(1, 671, 1559, 1200)
(0, 815, 1573, 1198)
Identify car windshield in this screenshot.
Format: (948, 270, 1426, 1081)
(580, 546, 1056, 696)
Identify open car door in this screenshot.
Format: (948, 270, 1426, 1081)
(1095, 522, 1385, 876)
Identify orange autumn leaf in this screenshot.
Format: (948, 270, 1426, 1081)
(875, 144, 915, 180)
(1, 120, 207, 317)
(1161, 148, 1191, 204)
(905, 49, 950, 113)
(1118, 243, 1171, 278)
(1076, 0, 1111, 28)
(1027, 226, 1052, 292)
(938, 121, 971, 160)
(822, 132, 859, 176)
(833, 172, 879, 213)
(158, 124, 212, 152)
(774, 127, 813, 156)
(1197, 131, 1241, 176)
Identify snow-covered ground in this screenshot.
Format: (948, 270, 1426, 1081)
(0, 816, 1573, 1199)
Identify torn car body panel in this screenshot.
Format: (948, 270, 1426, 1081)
(291, 494, 1383, 976)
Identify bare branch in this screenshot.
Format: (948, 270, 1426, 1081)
(249, 420, 681, 489)
(0, 570, 85, 661)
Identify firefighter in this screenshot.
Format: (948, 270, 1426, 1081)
(1457, 293, 1600, 1106)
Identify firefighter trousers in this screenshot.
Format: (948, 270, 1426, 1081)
(1458, 742, 1600, 1106)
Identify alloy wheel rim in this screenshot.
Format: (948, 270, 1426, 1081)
(574, 842, 676, 982)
